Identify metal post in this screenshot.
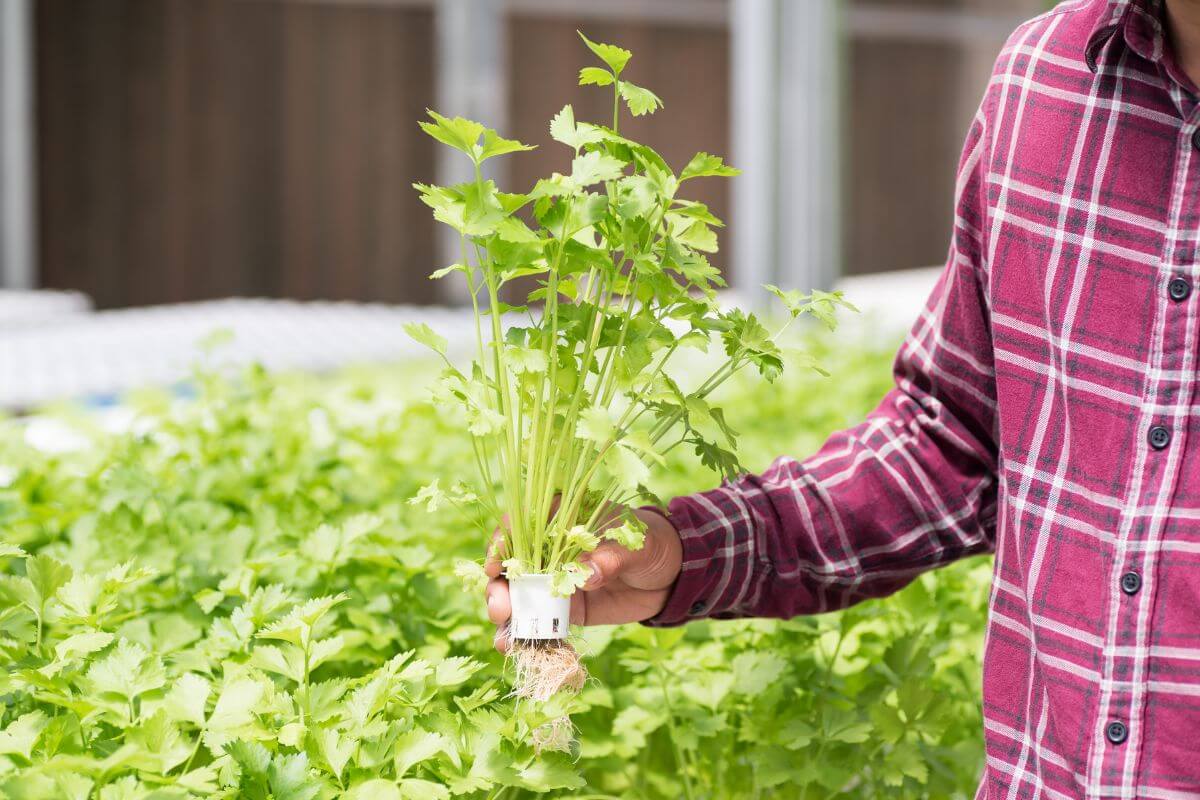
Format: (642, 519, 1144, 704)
(776, 0, 841, 292)
(0, 0, 36, 289)
(434, 0, 507, 304)
(730, 0, 842, 302)
(730, 0, 776, 307)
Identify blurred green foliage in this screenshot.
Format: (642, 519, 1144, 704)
(0, 328, 990, 798)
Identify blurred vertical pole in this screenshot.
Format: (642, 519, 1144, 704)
(730, 0, 776, 308)
(777, 0, 841, 292)
(434, 0, 507, 305)
(0, 0, 36, 289)
(731, 0, 841, 303)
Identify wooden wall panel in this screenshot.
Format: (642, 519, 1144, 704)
(35, 0, 1025, 306)
(506, 15, 733, 276)
(35, 0, 438, 308)
(846, 38, 965, 275)
(277, 3, 438, 302)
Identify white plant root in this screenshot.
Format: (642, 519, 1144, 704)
(510, 639, 587, 701)
(509, 638, 588, 752)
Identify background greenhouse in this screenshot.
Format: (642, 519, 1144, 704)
(0, 0, 1031, 796)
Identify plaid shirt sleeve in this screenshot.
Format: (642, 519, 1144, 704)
(648, 107, 1001, 626)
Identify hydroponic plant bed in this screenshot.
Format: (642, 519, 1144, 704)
(0, 332, 990, 799)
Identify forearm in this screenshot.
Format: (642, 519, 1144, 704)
(648, 380, 998, 625)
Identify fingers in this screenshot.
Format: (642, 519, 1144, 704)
(486, 578, 511, 625)
(580, 543, 631, 591)
(486, 577, 511, 652)
(576, 503, 634, 590)
(484, 528, 506, 578)
(581, 508, 681, 592)
(621, 508, 683, 590)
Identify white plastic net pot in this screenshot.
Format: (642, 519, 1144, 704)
(508, 574, 571, 641)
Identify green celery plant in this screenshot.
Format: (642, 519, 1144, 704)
(408, 33, 852, 709)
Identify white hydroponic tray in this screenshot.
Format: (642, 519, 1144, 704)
(0, 289, 91, 329)
(0, 298, 478, 410)
(0, 268, 939, 412)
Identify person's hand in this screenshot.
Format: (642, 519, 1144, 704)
(484, 508, 682, 652)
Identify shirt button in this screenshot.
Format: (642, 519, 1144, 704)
(1120, 571, 1141, 595)
(1169, 276, 1192, 302)
(689, 601, 706, 615)
(1106, 720, 1129, 745)
(1149, 425, 1172, 450)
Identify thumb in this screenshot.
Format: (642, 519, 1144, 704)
(580, 543, 634, 591)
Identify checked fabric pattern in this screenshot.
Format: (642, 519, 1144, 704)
(648, 1, 1200, 797)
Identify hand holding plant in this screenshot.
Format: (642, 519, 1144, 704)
(408, 31, 852, 737)
(485, 506, 682, 651)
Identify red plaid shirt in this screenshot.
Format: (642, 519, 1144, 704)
(650, 1, 1200, 796)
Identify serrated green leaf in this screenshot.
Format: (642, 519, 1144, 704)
(86, 639, 165, 703)
(518, 752, 585, 791)
(577, 31, 631, 75)
(578, 66, 615, 86)
(403, 322, 448, 356)
(604, 443, 650, 491)
(507, 347, 548, 376)
(163, 673, 210, 727)
(576, 406, 616, 443)
(419, 110, 485, 156)
(619, 81, 662, 116)
(603, 517, 646, 550)
(268, 752, 320, 800)
(550, 105, 605, 152)
(26, 554, 72, 609)
(453, 559, 489, 593)
(53, 630, 114, 664)
(393, 729, 448, 778)
(435, 656, 483, 688)
(571, 150, 626, 187)
(345, 780, 402, 800)
(226, 739, 271, 778)
(0, 711, 48, 760)
(208, 677, 266, 734)
(400, 779, 449, 800)
(680, 152, 740, 181)
(551, 562, 589, 596)
(314, 727, 356, 780)
(479, 128, 536, 161)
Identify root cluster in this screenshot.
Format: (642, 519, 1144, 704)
(509, 639, 587, 753)
(510, 639, 587, 701)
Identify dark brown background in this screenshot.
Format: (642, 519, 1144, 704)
(37, 0, 438, 307)
(34, 0, 1025, 308)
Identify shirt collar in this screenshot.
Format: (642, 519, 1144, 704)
(1086, 0, 1167, 72)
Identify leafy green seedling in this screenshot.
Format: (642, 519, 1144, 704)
(409, 32, 850, 734)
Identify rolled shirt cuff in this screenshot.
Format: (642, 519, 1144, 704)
(640, 490, 756, 627)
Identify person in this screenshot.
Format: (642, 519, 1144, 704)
(485, 0, 1200, 796)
